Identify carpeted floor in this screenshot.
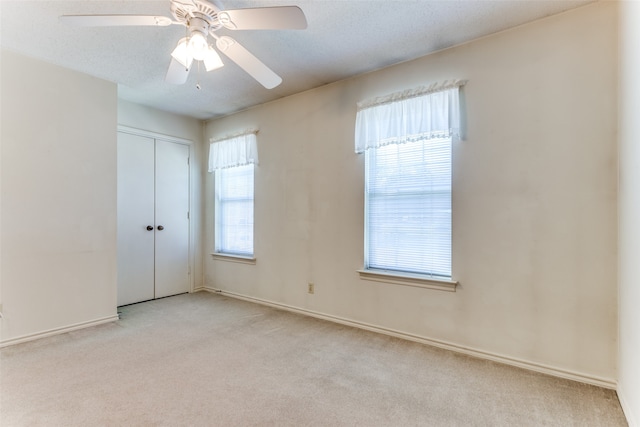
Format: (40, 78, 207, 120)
(0, 292, 627, 426)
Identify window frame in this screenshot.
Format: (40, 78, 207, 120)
(360, 138, 457, 292)
(214, 163, 256, 260)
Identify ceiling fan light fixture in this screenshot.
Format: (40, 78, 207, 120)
(188, 32, 209, 61)
(171, 38, 193, 68)
(203, 47, 224, 71)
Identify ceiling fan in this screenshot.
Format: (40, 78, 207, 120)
(59, 0, 307, 89)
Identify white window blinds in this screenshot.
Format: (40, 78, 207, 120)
(365, 138, 451, 277)
(215, 164, 254, 256)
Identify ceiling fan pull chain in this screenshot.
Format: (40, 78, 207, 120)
(196, 61, 202, 90)
(185, 26, 191, 70)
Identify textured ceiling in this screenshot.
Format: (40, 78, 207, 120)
(1, 0, 594, 120)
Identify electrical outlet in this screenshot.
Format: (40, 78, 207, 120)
(308, 283, 314, 294)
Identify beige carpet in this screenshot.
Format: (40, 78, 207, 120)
(0, 292, 627, 426)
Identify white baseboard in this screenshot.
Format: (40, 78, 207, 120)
(201, 286, 616, 390)
(0, 314, 120, 348)
(618, 385, 638, 427)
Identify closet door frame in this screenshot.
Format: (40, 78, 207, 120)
(117, 125, 195, 297)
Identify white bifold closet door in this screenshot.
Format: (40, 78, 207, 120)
(117, 131, 190, 306)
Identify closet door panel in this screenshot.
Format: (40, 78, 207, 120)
(154, 140, 190, 298)
(117, 133, 156, 306)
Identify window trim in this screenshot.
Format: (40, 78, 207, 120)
(363, 138, 453, 278)
(356, 81, 464, 291)
(214, 163, 255, 257)
(357, 269, 457, 292)
(210, 252, 256, 265)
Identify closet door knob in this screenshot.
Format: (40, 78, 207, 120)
(146, 225, 154, 231)
(157, 225, 164, 231)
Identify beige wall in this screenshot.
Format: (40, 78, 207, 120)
(118, 99, 203, 145)
(0, 50, 118, 344)
(204, 2, 618, 385)
(618, 1, 640, 424)
(117, 99, 205, 290)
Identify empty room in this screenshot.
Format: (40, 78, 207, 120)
(1, 0, 639, 425)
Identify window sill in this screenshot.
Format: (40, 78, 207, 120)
(210, 253, 256, 265)
(357, 269, 457, 292)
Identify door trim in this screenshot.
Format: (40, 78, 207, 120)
(118, 125, 193, 146)
(117, 125, 196, 296)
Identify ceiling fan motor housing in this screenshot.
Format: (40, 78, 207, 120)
(171, 0, 222, 31)
(188, 16, 210, 41)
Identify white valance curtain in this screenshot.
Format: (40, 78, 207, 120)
(208, 131, 258, 172)
(354, 80, 465, 153)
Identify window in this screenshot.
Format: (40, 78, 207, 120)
(355, 80, 463, 285)
(365, 138, 451, 278)
(209, 131, 258, 259)
(215, 164, 254, 256)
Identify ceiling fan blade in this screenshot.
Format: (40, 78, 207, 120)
(165, 58, 191, 85)
(215, 36, 282, 89)
(59, 15, 173, 27)
(218, 6, 307, 30)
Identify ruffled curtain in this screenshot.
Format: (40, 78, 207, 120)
(354, 80, 465, 153)
(208, 131, 258, 172)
